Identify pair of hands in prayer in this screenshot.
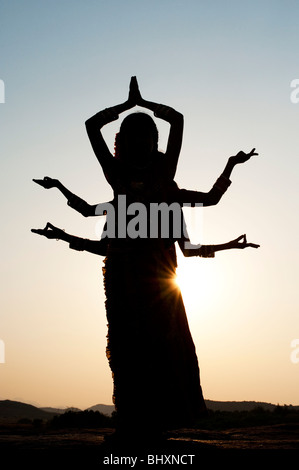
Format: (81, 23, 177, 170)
(127, 76, 143, 107)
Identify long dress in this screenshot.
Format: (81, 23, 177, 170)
(103, 240, 207, 435)
(101, 155, 208, 435)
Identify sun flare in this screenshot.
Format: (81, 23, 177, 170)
(174, 250, 215, 317)
(175, 257, 202, 305)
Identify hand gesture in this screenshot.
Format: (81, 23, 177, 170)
(228, 234, 260, 249)
(128, 76, 142, 106)
(31, 222, 66, 240)
(33, 176, 58, 189)
(230, 148, 258, 165)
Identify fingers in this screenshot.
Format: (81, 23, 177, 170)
(234, 235, 259, 249)
(45, 222, 55, 230)
(239, 242, 260, 249)
(32, 176, 53, 188)
(134, 76, 139, 89)
(130, 76, 137, 89)
(32, 178, 43, 186)
(33, 176, 50, 181)
(31, 222, 55, 233)
(249, 148, 258, 156)
(232, 234, 246, 244)
(31, 228, 48, 237)
(31, 223, 60, 240)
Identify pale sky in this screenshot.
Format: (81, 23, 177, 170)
(1, 0, 298, 410)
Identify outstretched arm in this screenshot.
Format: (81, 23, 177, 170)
(177, 148, 259, 207)
(33, 177, 98, 217)
(179, 234, 259, 258)
(31, 222, 108, 256)
(131, 76, 184, 181)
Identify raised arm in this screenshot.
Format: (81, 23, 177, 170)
(131, 76, 184, 180)
(85, 81, 138, 178)
(177, 148, 258, 207)
(33, 177, 98, 217)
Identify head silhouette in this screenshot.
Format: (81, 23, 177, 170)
(115, 112, 159, 166)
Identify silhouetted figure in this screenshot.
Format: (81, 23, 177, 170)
(32, 77, 259, 445)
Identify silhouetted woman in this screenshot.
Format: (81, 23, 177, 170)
(84, 79, 259, 442)
(32, 77, 259, 444)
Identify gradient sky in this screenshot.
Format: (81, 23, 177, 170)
(1, 0, 298, 410)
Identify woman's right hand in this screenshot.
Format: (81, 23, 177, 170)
(33, 176, 59, 189)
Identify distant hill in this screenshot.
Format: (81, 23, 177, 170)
(86, 404, 115, 416)
(206, 400, 275, 412)
(0, 400, 115, 423)
(1, 399, 298, 423)
(40, 406, 82, 415)
(84, 401, 299, 415)
(0, 400, 55, 422)
(40, 405, 114, 416)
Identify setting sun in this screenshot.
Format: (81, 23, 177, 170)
(173, 247, 228, 327)
(175, 258, 198, 302)
(175, 250, 208, 310)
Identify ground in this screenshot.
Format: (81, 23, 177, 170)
(0, 423, 298, 466)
